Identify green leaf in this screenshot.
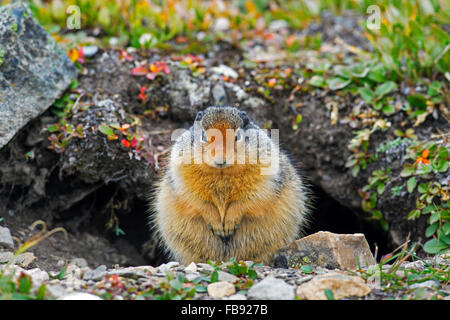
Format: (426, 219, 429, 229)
(440, 234, 450, 245)
(324, 289, 334, 300)
(427, 81, 442, 96)
(371, 210, 383, 220)
(407, 177, 417, 193)
(351, 165, 360, 177)
(169, 279, 182, 291)
(210, 270, 218, 283)
(425, 223, 438, 237)
(400, 164, 415, 178)
(328, 77, 351, 90)
(423, 238, 447, 254)
(195, 285, 207, 293)
(333, 65, 352, 79)
(367, 65, 386, 83)
(418, 183, 427, 194)
(408, 209, 420, 220)
(377, 183, 385, 195)
(36, 284, 46, 300)
(47, 125, 59, 133)
(407, 94, 427, 109)
(375, 81, 397, 98)
(430, 211, 440, 224)
(18, 274, 32, 294)
(309, 75, 325, 87)
(247, 269, 258, 280)
(300, 265, 313, 274)
(98, 124, 115, 137)
(382, 104, 395, 115)
(437, 160, 449, 173)
(358, 87, 375, 103)
(380, 219, 389, 231)
(443, 222, 450, 235)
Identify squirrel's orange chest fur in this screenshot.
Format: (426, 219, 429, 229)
(179, 164, 265, 207)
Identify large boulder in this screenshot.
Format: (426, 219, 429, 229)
(0, 1, 77, 149)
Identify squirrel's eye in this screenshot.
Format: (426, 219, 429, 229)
(235, 129, 243, 142)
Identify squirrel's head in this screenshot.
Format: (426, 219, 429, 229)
(190, 106, 255, 169)
(171, 106, 277, 175)
(195, 106, 250, 132)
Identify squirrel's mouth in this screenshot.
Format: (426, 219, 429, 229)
(211, 160, 233, 169)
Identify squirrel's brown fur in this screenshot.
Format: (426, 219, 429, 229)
(152, 106, 309, 265)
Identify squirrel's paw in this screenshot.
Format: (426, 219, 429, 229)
(208, 221, 240, 243)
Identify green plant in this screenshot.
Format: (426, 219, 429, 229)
(224, 259, 260, 280)
(400, 142, 449, 178)
(352, 238, 449, 299)
(154, 272, 196, 300)
(408, 182, 449, 254)
(359, 167, 391, 231)
(357, 81, 398, 115)
(0, 221, 67, 300)
(364, 0, 450, 81)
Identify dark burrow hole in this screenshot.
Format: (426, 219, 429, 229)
(52, 183, 392, 267)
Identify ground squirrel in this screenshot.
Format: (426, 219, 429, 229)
(153, 106, 309, 265)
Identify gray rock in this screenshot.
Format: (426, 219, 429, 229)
(210, 64, 238, 79)
(83, 265, 107, 281)
(0, 2, 77, 149)
(273, 231, 376, 270)
(81, 45, 98, 58)
(0, 251, 35, 268)
(168, 68, 210, 121)
(207, 281, 236, 298)
(185, 272, 201, 282)
(158, 261, 179, 273)
(0, 251, 14, 263)
(247, 276, 295, 300)
(296, 272, 371, 300)
(409, 280, 440, 290)
(197, 263, 216, 275)
(108, 266, 156, 279)
(218, 271, 239, 283)
(58, 292, 103, 300)
(69, 258, 88, 269)
(0, 226, 14, 249)
(184, 262, 198, 273)
(13, 252, 36, 268)
(25, 268, 49, 290)
(46, 284, 67, 299)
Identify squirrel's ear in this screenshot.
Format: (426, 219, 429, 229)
(195, 111, 204, 122)
(238, 111, 249, 127)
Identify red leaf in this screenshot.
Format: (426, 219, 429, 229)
(121, 139, 131, 148)
(131, 137, 137, 148)
(131, 66, 148, 76)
